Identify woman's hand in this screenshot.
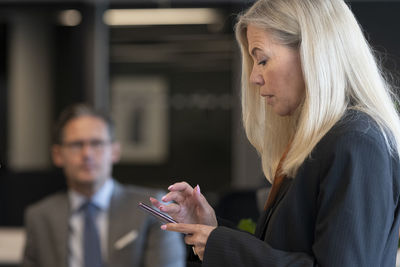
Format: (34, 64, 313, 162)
(150, 182, 217, 226)
(161, 223, 216, 261)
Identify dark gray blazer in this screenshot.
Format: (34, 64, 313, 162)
(22, 180, 185, 267)
(203, 110, 400, 266)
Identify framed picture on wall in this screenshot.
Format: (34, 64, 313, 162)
(111, 75, 169, 164)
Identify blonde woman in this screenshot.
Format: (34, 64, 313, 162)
(151, 0, 400, 266)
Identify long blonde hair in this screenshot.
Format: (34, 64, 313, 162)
(235, 0, 400, 181)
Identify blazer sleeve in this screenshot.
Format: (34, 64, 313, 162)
(21, 207, 38, 267)
(142, 192, 186, 267)
(202, 131, 398, 267)
(142, 220, 186, 267)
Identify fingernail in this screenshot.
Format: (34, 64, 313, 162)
(161, 196, 167, 201)
(168, 185, 173, 190)
(161, 225, 167, 230)
(196, 185, 201, 194)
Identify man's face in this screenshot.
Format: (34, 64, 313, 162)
(52, 115, 120, 194)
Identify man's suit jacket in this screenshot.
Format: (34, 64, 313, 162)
(22, 181, 185, 267)
(201, 110, 400, 266)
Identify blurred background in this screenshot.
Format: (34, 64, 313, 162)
(0, 0, 400, 265)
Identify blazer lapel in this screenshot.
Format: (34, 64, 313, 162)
(257, 177, 292, 240)
(108, 182, 124, 260)
(107, 181, 149, 267)
(50, 194, 70, 267)
(108, 182, 140, 265)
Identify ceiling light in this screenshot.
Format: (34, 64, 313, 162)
(103, 8, 222, 26)
(58, 9, 82, 26)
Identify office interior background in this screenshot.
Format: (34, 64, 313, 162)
(0, 0, 400, 265)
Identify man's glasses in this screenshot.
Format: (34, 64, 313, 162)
(62, 139, 111, 154)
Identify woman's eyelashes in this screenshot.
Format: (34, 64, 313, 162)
(257, 59, 267, 66)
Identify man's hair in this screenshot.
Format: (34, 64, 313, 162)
(53, 103, 115, 145)
(235, 0, 400, 180)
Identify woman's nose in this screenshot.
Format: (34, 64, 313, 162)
(250, 66, 264, 86)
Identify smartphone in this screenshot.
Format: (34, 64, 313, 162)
(138, 202, 177, 224)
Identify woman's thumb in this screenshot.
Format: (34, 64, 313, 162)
(193, 184, 207, 205)
(195, 184, 201, 195)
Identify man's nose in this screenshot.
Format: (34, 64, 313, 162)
(81, 142, 95, 156)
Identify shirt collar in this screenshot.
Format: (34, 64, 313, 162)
(68, 178, 114, 213)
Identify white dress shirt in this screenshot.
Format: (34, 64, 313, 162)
(68, 179, 114, 267)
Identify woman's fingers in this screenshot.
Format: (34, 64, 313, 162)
(161, 222, 196, 234)
(149, 197, 181, 214)
(159, 203, 181, 214)
(168, 182, 194, 195)
(192, 185, 218, 226)
(162, 223, 215, 261)
(161, 223, 215, 243)
(152, 182, 215, 225)
(149, 197, 161, 208)
(161, 191, 187, 203)
(193, 185, 208, 207)
(156, 181, 193, 204)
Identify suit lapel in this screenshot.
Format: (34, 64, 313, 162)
(50, 194, 70, 267)
(108, 181, 141, 265)
(107, 181, 149, 267)
(257, 177, 292, 240)
(108, 182, 124, 260)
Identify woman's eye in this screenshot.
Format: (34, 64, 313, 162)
(258, 60, 267, 66)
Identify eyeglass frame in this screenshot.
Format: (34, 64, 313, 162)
(60, 139, 113, 154)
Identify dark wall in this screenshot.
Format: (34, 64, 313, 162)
(350, 2, 400, 81)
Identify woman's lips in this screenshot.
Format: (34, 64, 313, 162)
(262, 95, 274, 104)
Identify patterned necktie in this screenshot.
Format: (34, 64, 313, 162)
(83, 201, 103, 267)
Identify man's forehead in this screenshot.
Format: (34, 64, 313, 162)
(62, 115, 110, 140)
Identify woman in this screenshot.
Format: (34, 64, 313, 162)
(151, 0, 400, 266)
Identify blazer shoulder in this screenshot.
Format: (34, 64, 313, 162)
(308, 110, 397, 185)
(113, 181, 165, 201)
(309, 110, 400, 190)
(25, 191, 68, 218)
(319, 110, 388, 152)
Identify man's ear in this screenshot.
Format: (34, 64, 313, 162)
(52, 145, 64, 167)
(111, 141, 121, 163)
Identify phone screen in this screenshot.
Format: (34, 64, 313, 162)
(138, 202, 177, 224)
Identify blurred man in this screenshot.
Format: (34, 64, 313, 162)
(22, 103, 185, 267)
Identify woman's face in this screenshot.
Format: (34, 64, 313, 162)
(247, 24, 305, 116)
